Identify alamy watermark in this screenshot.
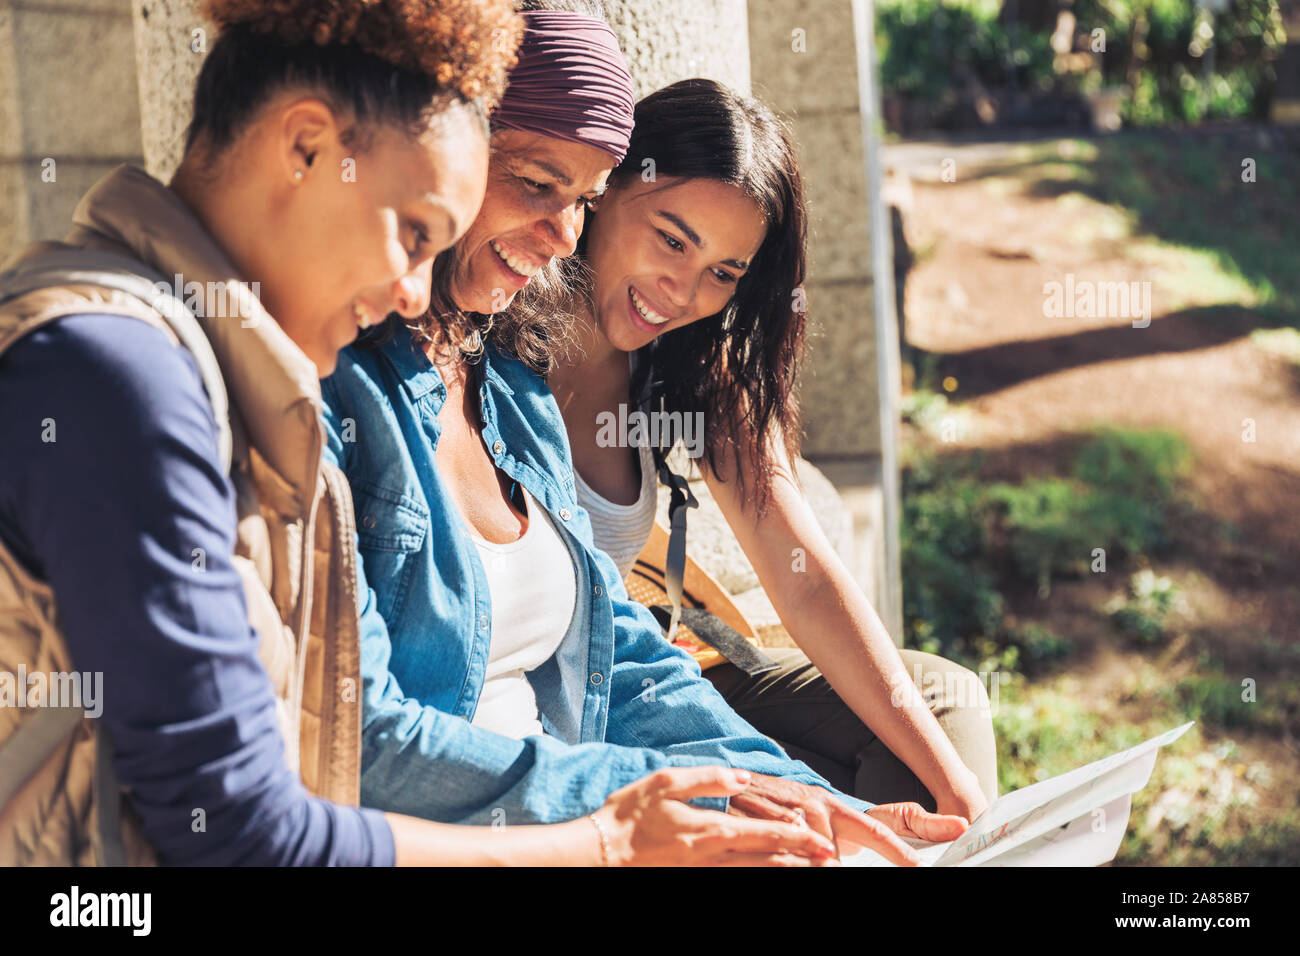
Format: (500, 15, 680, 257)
(0, 666, 102, 718)
(595, 403, 705, 459)
(1043, 274, 1152, 328)
(890, 662, 1008, 718)
(150, 274, 262, 328)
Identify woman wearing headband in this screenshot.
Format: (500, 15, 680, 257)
(538, 79, 998, 824)
(322, 5, 968, 861)
(0, 0, 833, 867)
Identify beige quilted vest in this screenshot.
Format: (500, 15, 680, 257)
(0, 165, 363, 865)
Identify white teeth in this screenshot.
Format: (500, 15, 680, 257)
(490, 240, 541, 278)
(630, 287, 670, 325)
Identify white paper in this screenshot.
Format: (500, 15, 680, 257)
(842, 721, 1192, 867)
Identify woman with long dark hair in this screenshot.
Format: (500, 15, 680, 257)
(0, 0, 836, 867)
(540, 78, 1000, 823)
(324, 6, 969, 861)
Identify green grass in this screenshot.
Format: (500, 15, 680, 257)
(993, 667, 1300, 865)
(901, 426, 1194, 665)
(897, 128, 1300, 865)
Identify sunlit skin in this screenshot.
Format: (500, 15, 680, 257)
(436, 154, 975, 851)
(163, 91, 857, 868)
(547, 175, 993, 830)
(446, 129, 613, 315)
(431, 132, 614, 555)
(582, 176, 767, 355)
(548, 177, 766, 507)
(170, 92, 489, 376)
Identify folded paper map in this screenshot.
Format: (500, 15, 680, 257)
(843, 721, 1194, 867)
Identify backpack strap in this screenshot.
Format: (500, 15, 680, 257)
(0, 248, 233, 473)
(0, 706, 85, 813)
(632, 347, 697, 643)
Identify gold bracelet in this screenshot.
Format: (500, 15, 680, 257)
(587, 813, 611, 867)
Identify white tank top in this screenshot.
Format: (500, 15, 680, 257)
(573, 351, 660, 581)
(469, 485, 576, 739)
(573, 439, 658, 582)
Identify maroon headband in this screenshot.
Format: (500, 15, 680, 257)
(490, 10, 635, 163)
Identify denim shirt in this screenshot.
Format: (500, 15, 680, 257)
(321, 323, 867, 825)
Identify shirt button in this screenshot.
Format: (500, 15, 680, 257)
(589, 673, 603, 685)
(492, 439, 504, 455)
(558, 508, 571, 521)
(479, 614, 489, 629)
(593, 585, 603, 597)
(361, 515, 376, 529)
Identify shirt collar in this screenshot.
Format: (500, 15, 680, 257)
(377, 322, 447, 402)
(67, 164, 323, 506)
(378, 322, 515, 404)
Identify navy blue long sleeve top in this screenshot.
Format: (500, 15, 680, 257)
(0, 313, 395, 866)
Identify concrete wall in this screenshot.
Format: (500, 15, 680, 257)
(748, 0, 880, 458)
(747, 0, 902, 639)
(133, 0, 208, 182)
(603, 0, 750, 98)
(0, 0, 143, 264)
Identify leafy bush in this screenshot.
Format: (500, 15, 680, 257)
(1006, 621, 1075, 666)
(877, 0, 1056, 104)
(876, 0, 1287, 128)
(901, 427, 1192, 664)
(1105, 568, 1185, 644)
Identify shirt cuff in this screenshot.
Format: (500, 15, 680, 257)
(668, 753, 732, 814)
(360, 807, 397, 866)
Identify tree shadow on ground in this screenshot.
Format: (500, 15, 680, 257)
(914, 304, 1296, 401)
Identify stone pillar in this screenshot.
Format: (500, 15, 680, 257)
(0, 0, 144, 264)
(747, 0, 903, 641)
(602, 0, 750, 98)
(132, 0, 210, 183)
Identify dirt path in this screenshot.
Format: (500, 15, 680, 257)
(885, 132, 1300, 831)
(887, 133, 1299, 659)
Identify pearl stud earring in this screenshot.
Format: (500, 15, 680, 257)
(353, 301, 371, 329)
(293, 169, 304, 181)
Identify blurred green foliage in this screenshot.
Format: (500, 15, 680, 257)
(877, 0, 1056, 102)
(877, 0, 1287, 127)
(900, 424, 1192, 666)
(1106, 568, 1185, 644)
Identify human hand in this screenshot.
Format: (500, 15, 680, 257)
(934, 765, 989, 824)
(593, 767, 840, 866)
(866, 801, 970, 844)
(726, 772, 956, 865)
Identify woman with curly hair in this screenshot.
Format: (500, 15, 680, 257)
(541, 79, 1000, 824)
(323, 4, 971, 862)
(0, 0, 835, 867)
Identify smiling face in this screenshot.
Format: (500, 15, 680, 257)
(446, 129, 614, 314)
(581, 176, 768, 353)
(256, 97, 489, 375)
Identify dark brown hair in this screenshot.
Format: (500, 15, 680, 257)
(568, 78, 810, 508)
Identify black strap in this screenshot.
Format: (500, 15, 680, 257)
(656, 456, 698, 643)
(634, 346, 773, 672)
(648, 606, 779, 677)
